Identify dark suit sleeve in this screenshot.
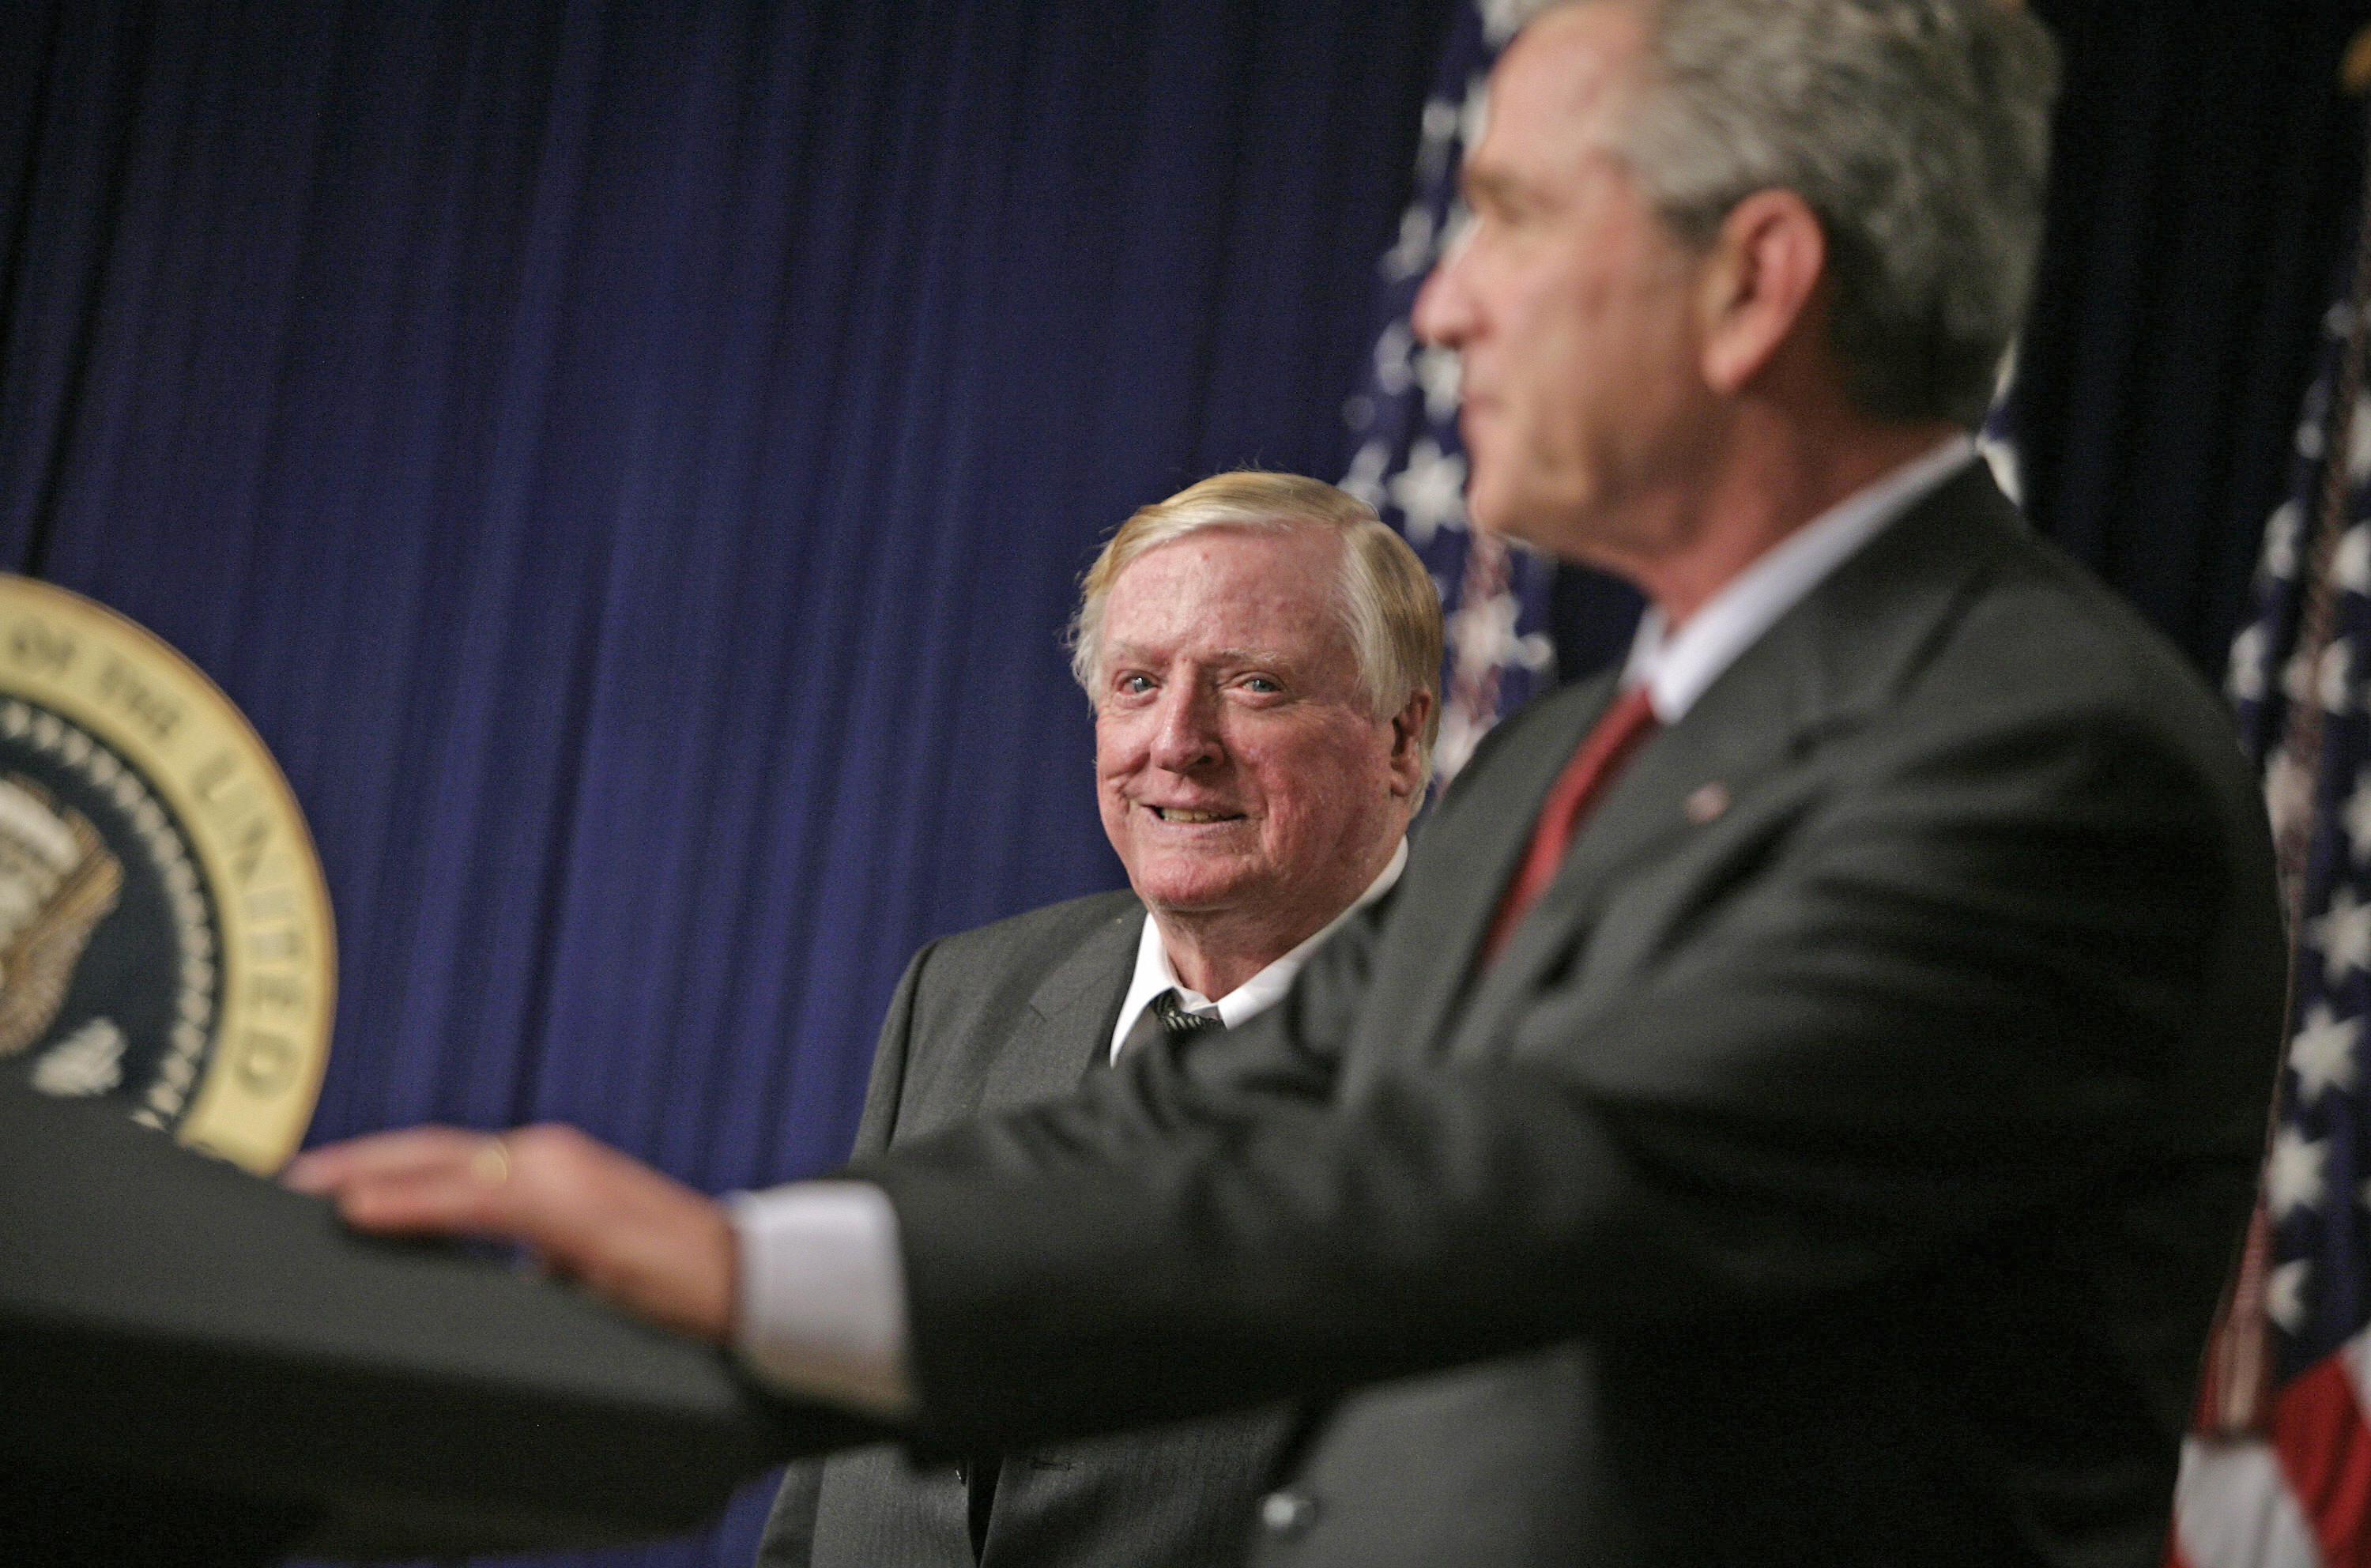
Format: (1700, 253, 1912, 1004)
(756, 942, 938, 1565)
(857, 692, 2282, 1451)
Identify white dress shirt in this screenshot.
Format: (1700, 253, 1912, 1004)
(1621, 435, 1974, 722)
(729, 434, 1977, 1414)
(1106, 836, 1405, 1061)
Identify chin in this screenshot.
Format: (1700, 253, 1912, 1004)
(1490, 478, 1627, 567)
(1472, 491, 1559, 553)
(1136, 869, 1255, 914)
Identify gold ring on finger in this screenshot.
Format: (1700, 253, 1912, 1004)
(469, 1135, 512, 1186)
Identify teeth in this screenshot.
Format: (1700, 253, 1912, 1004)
(1156, 808, 1224, 824)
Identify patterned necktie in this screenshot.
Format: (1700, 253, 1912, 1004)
(1481, 684, 1661, 965)
(1115, 987, 1220, 1063)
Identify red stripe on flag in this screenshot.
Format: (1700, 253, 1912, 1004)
(2269, 1350, 2371, 1563)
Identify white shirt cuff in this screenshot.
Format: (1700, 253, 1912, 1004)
(726, 1181, 917, 1418)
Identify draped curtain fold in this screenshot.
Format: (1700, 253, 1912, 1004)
(2016, 0, 2369, 673)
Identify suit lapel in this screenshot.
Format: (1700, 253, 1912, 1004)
(1444, 466, 2022, 1057)
(977, 905, 1141, 1106)
(1345, 674, 1620, 1080)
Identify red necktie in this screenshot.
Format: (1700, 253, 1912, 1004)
(1481, 685, 1660, 965)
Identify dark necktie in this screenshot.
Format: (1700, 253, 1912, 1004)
(1116, 986, 1221, 1064)
(1481, 685, 1660, 965)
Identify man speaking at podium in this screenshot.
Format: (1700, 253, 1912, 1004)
(293, 2, 2287, 1565)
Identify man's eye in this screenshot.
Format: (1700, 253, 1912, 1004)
(1242, 677, 1280, 695)
(1117, 674, 1155, 695)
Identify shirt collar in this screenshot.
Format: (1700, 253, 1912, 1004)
(1621, 435, 1976, 723)
(1109, 836, 1408, 1062)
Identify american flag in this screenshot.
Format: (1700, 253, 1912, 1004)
(1341, 0, 1555, 789)
(2171, 206, 2371, 1568)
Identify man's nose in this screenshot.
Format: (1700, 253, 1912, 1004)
(1412, 237, 1471, 347)
(1148, 684, 1223, 772)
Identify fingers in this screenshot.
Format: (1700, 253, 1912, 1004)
(283, 1121, 737, 1343)
(503, 1125, 738, 1340)
(285, 1125, 520, 1233)
(285, 1125, 489, 1190)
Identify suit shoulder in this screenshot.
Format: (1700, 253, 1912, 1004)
(918, 888, 1143, 978)
(871, 888, 1141, 1142)
(1938, 514, 2236, 752)
(1859, 505, 2272, 895)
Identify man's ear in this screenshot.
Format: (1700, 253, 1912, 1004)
(1695, 188, 1826, 395)
(1387, 688, 1435, 799)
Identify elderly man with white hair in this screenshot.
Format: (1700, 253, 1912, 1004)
(756, 470, 1438, 1568)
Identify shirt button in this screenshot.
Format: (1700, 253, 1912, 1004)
(1259, 1489, 1319, 1536)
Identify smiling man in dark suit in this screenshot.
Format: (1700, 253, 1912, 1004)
(756, 472, 1440, 1568)
(293, 4, 2287, 1565)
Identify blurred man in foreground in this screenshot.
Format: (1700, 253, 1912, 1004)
(293, 4, 2286, 1565)
(758, 472, 1438, 1567)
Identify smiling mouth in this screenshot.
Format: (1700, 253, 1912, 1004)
(1149, 806, 1242, 824)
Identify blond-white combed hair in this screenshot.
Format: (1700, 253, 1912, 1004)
(1067, 471, 1444, 784)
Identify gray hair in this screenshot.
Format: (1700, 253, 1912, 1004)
(1533, 0, 2058, 426)
(1067, 472, 1444, 780)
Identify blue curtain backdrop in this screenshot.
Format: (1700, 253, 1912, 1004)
(2011, 0, 2370, 675)
(0, 2, 1453, 1563)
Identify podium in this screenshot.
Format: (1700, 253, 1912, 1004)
(0, 1080, 874, 1564)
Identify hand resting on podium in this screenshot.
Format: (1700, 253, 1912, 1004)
(285, 1123, 736, 1344)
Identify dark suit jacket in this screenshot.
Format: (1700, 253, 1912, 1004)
(850, 469, 2288, 1568)
(759, 891, 1298, 1568)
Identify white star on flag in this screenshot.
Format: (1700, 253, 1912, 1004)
(1382, 202, 1438, 283)
(2298, 394, 2328, 460)
(1370, 321, 1415, 396)
(2346, 767, 2371, 864)
(2263, 498, 2303, 581)
(1416, 96, 1460, 172)
(2290, 1002, 2362, 1102)
(1415, 345, 1463, 421)
(2311, 885, 2371, 986)
(1390, 438, 1468, 547)
(1448, 584, 1554, 675)
(2323, 635, 2357, 714)
(2285, 648, 2316, 707)
(2228, 621, 2270, 703)
(1458, 66, 1491, 137)
(2269, 1125, 2332, 1220)
(1340, 440, 1389, 508)
(2339, 522, 2371, 594)
(2267, 747, 2316, 850)
(2267, 1258, 2313, 1333)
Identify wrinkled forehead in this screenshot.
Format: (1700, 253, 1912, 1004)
(1095, 529, 1354, 661)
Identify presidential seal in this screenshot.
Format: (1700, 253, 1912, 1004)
(0, 575, 333, 1174)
